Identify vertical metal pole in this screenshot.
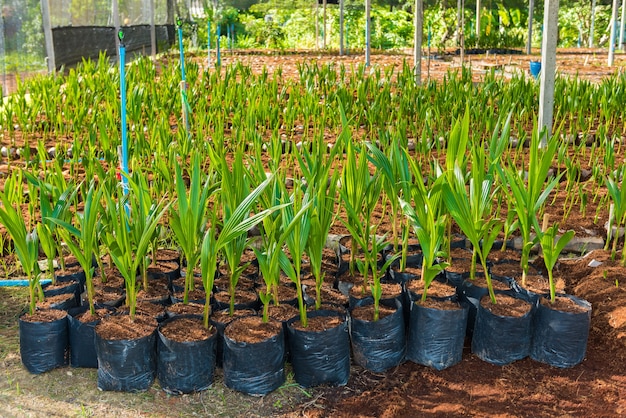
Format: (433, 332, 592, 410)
(113, 0, 121, 60)
(40, 0, 56, 73)
(365, 0, 371, 67)
(323, 0, 327, 49)
(476, 0, 481, 40)
(216, 22, 221, 66)
(339, 0, 344, 56)
(150, 0, 157, 57)
(538, 0, 559, 143)
(609, 0, 619, 66)
(618, 0, 626, 51)
(315, 2, 319, 50)
(460, 0, 465, 66)
(456, 0, 462, 46)
(0, 8, 6, 97)
(118, 31, 129, 202)
(413, 0, 423, 85)
(589, 0, 596, 48)
(526, 0, 534, 55)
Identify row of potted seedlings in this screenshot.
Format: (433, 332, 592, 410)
(4, 187, 592, 395)
(1, 112, 599, 395)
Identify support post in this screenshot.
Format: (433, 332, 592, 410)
(589, 0, 596, 47)
(476, 0, 481, 41)
(323, 0, 327, 49)
(526, 0, 534, 54)
(339, 0, 344, 55)
(618, 0, 626, 51)
(609, 0, 619, 66)
(538, 0, 559, 144)
(150, 0, 157, 57)
(40, 0, 56, 73)
(365, 0, 371, 67)
(413, 0, 423, 85)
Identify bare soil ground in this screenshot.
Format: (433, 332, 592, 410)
(1, 49, 626, 417)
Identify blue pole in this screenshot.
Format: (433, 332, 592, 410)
(217, 24, 221, 66)
(177, 17, 186, 83)
(118, 30, 129, 200)
(176, 17, 190, 137)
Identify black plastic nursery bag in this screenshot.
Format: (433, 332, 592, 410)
(19, 312, 69, 374)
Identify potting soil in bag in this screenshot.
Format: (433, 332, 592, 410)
(157, 316, 218, 394)
(19, 311, 69, 374)
(222, 319, 285, 396)
(68, 306, 103, 368)
(471, 294, 533, 366)
(96, 329, 157, 392)
(406, 298, 468, 370)
(287, 310, 350, 388)
(350, 300, 406, 372)
(530, 294, 592, 368)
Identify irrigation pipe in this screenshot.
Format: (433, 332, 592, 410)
(0, 279, 52, 287)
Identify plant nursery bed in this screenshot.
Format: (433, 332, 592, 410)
(1, 50, 626, 417)
(2, 250, 626, 416)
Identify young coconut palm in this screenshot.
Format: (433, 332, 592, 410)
(199, 174, 281, 327)
(399, 160, 448, 302)
(0, 191, 42, 315)
(498, 127, 562, 287)
(539, 221, 575, 304)
(169, 153, 217, 303)
(48, 180, 103, 315)
(102, 174, 170, 320)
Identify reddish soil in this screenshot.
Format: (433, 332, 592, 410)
(3, 50, 626, 416)
(304, 249, 626, 418)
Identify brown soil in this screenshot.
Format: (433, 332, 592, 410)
(19, 308, 67, 323)
(539, 294, 592, 314)
(210, 308, 256, 326)
(224, 316, 281, 344)
(166, 302, 205, 316)
(480, 293, 532, 317)
(159, 316, 214, 343)
(213, 289, 259, 306)
(214, 275, 256, 291)
(291, 313, 344, 332)
(417, 298, 463, 310)
(54, 262, 83, 277)
(407, 278, 456, 298)
(95, 314, 157, 340)
(3, 51, 626, 417)
(36, 293, 76, 309)
(153, 248, 180, 263)
(267, 303, 299, 322)
(350, 304, 396, 322)
(349, 282, 402, 299)
(73, 308, 110, 323)
(523, 273, 566, 295)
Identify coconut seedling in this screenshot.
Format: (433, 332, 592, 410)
(442, 115, 502, 304)
(296, 129, 340, 311)
(280, 181, 313, 326)
(605, 164, 626, 264)
(169, 153, 217, 303)
(48, 180, 103, 315)
(101, 173, 170, 320)
(0, 188, 42, 315)
(498, 127, 562, 287)
(400, 160, 448, 302)
(539, 220, 575, 304)
(199, 174, 279, 327)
